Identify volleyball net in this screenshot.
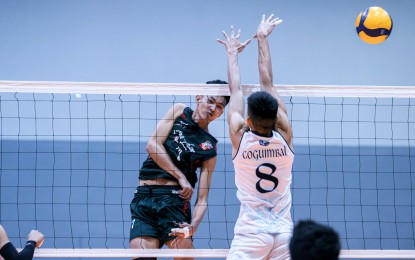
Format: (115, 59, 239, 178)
(0, 80, 414, 259)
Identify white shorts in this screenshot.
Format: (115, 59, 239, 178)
(227, 232, 292, 260)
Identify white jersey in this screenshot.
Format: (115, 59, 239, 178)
(232, 130, 294, 234)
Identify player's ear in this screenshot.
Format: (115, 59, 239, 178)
(195, 95, 203, 102)
(246, 117, 252, 128)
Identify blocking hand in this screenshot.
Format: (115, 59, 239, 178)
(254, 14, 283, 38)
(216, 25, 251, 55)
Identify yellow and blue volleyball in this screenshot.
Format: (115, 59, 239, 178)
(355, 6, 393, 44)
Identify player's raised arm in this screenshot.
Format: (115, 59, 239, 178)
(255, 14, 292, 148)
(146, 103, 194, 200)
(217, 25, 251, 150)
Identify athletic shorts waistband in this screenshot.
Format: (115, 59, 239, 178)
(135, 185, 182, 196)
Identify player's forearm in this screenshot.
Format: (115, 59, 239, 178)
(190, 201, 208, 234)
(257, 36, 273, 89)
(227, 54, 242, 94)
(146, 143, 186, 181)
(257, 35, 288, 114)
(0, 241, 36, 260)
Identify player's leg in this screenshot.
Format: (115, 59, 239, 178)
(130, 236, 160, 260)
(130, 236, 160, 249)
(227, 233, 274, 260)
(165, 237, 194, 260)
(159, 191, 193, 260)
(130, 188, 161, 260)
(268, 232, 292, 260)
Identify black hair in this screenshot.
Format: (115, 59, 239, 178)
(289, 220, 341, 260)
(206, 79, 230, 105)
(247, 91, 278, 131)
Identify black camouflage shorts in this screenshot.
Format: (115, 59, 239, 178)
(130, 185, 191, 245)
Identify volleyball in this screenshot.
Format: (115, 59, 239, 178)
(355, 6, 393, 44)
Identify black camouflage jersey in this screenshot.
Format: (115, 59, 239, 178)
(139, 107, 218, 188)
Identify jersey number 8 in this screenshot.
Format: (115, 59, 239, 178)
(256, 163, 279, 193)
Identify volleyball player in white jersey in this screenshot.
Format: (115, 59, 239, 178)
(217, 14, 293, 260)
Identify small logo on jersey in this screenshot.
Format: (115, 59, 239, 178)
(259, 140, 270, 146)
(199, 141, 213, 150)
(176, 119, 189, 128)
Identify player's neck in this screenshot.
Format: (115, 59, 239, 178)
(192, 114, 209, 131)
(251, 130, 273, 137)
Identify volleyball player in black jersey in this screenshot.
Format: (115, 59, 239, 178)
(129, 81, 239, 260)
(0, 224, 44, 260)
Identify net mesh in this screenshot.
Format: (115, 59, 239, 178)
(0, 81, 414, 258)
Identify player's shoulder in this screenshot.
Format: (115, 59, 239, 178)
(274, 128, 293, 150)
(172, 103, 187, 111)
(170, 103, 187, 116)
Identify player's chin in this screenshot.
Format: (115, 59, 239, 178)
(207, 113, 217, 122)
